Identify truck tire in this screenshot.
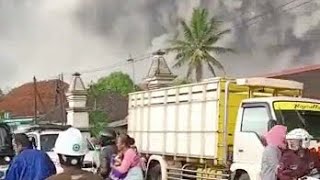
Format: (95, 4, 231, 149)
(238, 173, 250, 180)
(147, 164, 161, 180)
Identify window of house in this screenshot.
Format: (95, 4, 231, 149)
(241, 106, 270, 136)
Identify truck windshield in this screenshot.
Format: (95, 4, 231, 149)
(273, 101, 320, 138)
(40, 134, 58, 152)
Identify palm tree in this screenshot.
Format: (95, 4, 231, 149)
(166, 8, 234, 82)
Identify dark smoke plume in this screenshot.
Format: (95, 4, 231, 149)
(0, 0, 319, 88)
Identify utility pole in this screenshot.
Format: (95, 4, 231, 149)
(33, 76, 38, 124)
(57, 73, 66, 125)
(60, 73, 64, 82)
(127, 54, 135, 90)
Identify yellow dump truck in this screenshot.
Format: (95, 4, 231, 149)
(127, 77, 320, 180)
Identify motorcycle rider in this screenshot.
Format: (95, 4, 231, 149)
(98, 128, 117, 179)
(278, 128, 320, 180)
(47, 127, 102, 180)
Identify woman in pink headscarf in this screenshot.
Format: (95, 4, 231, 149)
(260, 125, 287, 180)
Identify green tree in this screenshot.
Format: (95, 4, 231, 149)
(88, 71, 135, 97)
(87, 72, 135, 135)
(89, 110, 108, 137)
(166, 8, 234, 82)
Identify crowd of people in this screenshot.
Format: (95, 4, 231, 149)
(261, 126, 320, 180)
(4, 127, 144, 180)
(4, 124, 320, 180)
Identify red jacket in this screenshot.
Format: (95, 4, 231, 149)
(278, 149, 320, 180)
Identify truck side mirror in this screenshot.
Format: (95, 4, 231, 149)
(267, 119, 277, 131)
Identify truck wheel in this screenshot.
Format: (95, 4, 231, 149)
(147, 164, 161, 180)
(238, 173, 250, 180)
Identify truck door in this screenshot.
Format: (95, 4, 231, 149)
(0, 123, 14, 179)
(233, 103, 271, 164)
(0, 123, 14, 157)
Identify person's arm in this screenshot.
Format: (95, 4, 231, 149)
(261, 147, 280, 180)
(99, 147, 114, 178)
(5, 158, 21, 180)
(112, 149, 136, 174)
(45, 154, 57, 176)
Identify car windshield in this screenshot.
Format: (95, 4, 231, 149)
(40, 133, 95, 152)
(273, 101, 320, 138)
(40, 134, 59, 152)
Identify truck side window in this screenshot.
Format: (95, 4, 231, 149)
(241, 106, 269, 136)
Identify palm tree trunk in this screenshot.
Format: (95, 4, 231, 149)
(196, 64, 203, 82)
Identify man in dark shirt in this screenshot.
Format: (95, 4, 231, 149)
(5, 133, 56, 180)
(98, 129, 117, 179)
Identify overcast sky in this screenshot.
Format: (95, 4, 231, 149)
(0, 0, 319, 91)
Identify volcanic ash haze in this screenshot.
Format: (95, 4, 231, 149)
(0, 0, 319, 89)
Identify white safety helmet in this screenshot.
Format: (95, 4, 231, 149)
(54, 127, 88, 156)
(286, 128, 313, 149)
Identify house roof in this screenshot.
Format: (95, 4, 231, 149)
(0, 79, 68, 119)
(262, 64, 320, 77)
(261, 64, 320, 99)
(108, 117, 127, 128)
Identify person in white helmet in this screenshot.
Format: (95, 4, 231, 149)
(47, 127, 102, 180)
(277, 128, 320, 180)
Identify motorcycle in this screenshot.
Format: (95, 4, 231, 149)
(299, 169, 320, 180)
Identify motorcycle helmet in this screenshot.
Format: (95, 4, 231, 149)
(286, 128, 312, 150)
(54, 127, 88, 167)
(99, 128, 117, 147)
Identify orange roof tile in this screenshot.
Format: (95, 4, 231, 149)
(0, 79, 68, 118)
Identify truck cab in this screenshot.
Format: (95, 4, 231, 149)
(0, 123, 14, 180)
(231, 79, 320, 180)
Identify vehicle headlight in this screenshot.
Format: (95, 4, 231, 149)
(4, 157, 10, 163)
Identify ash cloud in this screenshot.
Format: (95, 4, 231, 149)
(0, 0, 319, 89)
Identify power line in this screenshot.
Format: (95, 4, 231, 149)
(76, 0, 314, 77)
(79, 54, 152, 74)
(41, 53, 153, 80)
(282, 0, 314, 12)
(222, 0, 314, 31)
